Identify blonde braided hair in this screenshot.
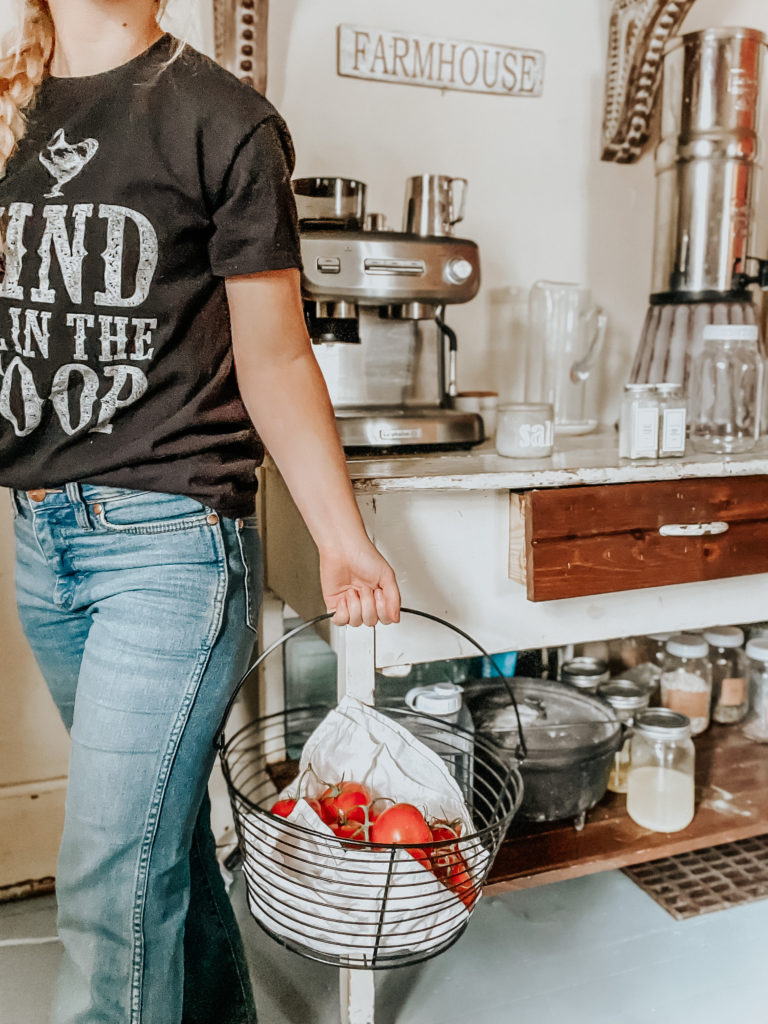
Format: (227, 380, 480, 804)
(0, 0, 54, 179)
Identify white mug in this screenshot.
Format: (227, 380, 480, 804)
(452, 391, 498, 439)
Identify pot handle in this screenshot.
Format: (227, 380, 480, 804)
(214, 606, 527, 758)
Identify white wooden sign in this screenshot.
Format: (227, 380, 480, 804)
(337, 24, 544, 98)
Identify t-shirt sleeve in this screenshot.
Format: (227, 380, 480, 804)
(208, 114, 303, 277)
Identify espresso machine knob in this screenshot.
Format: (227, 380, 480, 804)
(444, 257, 474, 285)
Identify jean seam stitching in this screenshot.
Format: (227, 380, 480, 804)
(129, 523, 229, 1024)
(96, 512, 213, 535)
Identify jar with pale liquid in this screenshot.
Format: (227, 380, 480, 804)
(627, 709, 695, 832)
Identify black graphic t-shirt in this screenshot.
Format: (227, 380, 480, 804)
(0, 35, 302, 517)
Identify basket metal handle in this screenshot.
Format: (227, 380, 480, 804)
(214, 607, 527, 757)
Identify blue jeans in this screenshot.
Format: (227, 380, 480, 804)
(12, 484, 261, 1024)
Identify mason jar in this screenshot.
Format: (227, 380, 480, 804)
(560, 657, 610, 694)
(688, 324, 763, 454)
(705, 626, 748, 724)
(660, 633, 712, 735)
(627, 709, 695, 832)
(598, 679, 651, 794)
(742, 637, 768, 743)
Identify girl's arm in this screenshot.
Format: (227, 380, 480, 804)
(225, 268, 401, 627)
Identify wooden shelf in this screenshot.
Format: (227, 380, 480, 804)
(485, 724, 768, 892)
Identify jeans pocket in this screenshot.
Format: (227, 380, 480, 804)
(235, 517, 262, 633)
(94, 491, 214, 535)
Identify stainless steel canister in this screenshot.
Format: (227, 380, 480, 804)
(652, 27, 767, 300)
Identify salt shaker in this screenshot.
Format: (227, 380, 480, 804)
(619, 384, 659, 459)
(656, 383, 686, 457)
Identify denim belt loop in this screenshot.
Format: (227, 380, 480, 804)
(9, 489, 22, 517)
(65, 482, 95, 531)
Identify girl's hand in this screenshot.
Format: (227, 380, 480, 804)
(319, 540, 401, 627)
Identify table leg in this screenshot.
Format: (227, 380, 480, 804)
(331, 623, 377, 1024)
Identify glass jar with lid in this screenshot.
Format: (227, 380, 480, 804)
(660, 633, 712, 735)
(742, 637, 768, 743)
(705, 626, 748, 724)
(688, 324, 763, 454)
(560, 657, 610, 694)
(627, 709, 695, 832)
(598, 679, 652, 793)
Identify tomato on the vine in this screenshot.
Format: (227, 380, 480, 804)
(270, 798, 297, 818)
(370, 803, 432, 867)
(320, 780, 372, 825)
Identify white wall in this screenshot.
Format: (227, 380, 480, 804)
(188, 0, 768, 418)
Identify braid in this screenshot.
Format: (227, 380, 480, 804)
(0, 0, 54, 178)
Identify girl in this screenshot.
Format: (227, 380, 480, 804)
(0, 2, 401, 1021)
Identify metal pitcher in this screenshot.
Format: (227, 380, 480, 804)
(403, 175, 468, 236)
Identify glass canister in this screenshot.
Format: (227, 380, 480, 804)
(704, 626, 748, 724)
(627, 709, 695, 832)
(742, 637, 768, 743)
(660, 633, 712, 735)
(560, 657, 610, 694)
(688, 324, 763, 454)
(598, 679, 651, 793)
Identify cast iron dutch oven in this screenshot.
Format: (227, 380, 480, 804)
(469, 679, 622, 827)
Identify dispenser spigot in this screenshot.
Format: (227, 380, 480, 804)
(732, 256, 768, 293)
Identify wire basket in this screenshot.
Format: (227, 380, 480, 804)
(216, 611, 525, 970)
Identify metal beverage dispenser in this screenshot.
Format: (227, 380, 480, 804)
(630, 27, 767, 387)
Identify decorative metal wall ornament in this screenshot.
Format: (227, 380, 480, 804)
(212, 0, 269, 93)
(602, 0, 698, 163)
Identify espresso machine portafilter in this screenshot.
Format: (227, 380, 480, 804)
(293, 176, 483, 451)
(631, 27, 768, 388)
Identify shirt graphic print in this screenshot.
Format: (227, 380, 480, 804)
(0, 35, 302, 516)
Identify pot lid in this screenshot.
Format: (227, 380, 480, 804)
(473, 679, 621, 761)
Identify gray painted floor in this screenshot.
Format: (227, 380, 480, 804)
(2, 868, 768, 1023)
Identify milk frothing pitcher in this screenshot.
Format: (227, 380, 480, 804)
(403, 175, 468, 236)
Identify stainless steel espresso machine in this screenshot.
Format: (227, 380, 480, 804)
(293, 176, 483, 451)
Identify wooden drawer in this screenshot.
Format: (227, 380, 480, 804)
(508, 475, 768, 601)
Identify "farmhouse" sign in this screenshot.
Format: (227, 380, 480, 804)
(337, 24, 544, 98)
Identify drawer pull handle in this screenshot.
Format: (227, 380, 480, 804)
(658, 521, 729, 537)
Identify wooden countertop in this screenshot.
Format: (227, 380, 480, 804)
(485, 724, 768, 892)
(344, 430, 768, 493)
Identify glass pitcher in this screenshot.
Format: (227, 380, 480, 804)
(525, 281, 607, 434)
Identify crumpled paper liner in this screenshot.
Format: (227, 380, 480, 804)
(240, 696, 489, 962)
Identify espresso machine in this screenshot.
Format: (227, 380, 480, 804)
(630, 27, 768, 388)
(293, 176, 483, 450)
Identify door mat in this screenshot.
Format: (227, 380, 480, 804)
(622, 834, 768, 919)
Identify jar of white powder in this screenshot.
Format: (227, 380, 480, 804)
(660, 634, 712, 735)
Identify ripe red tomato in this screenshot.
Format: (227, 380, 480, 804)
(320, 780, 372, 825)
(370, 803, 431, 845)
(446, 855, 477, 909)
(370, 803, 433, 867)
(270, 798, 297, 818)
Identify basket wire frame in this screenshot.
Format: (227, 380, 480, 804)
(219, 702, 523, 969)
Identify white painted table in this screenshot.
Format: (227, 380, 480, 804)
(258, 429, 768, 1024)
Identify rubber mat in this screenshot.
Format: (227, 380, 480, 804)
(622, 834, 768, 919)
